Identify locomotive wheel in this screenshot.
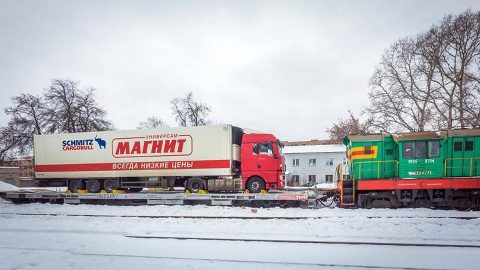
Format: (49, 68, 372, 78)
(86, 179, 102, 193)
(247, 177, 265, 193)
(68, 179, 85, 193)
(103, 179, 120, 193)
(187, 178, 206, 193)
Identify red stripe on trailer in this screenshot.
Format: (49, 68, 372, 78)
(357, 178, 480, 190)
(35, 159, 231, 172)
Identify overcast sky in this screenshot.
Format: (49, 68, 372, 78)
(1, 1, 480, 141)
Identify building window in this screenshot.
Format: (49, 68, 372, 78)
(308, 158, 316, 166)
(292, 159, 299, 167)
(308, 175, 316, 185)
(325, 175, 333, 183)
(325, 158, 333, 166)
(291, 175, 300, 186)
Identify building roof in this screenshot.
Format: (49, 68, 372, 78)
(283, 144, 346, 154)
(284, 139, 337, 146)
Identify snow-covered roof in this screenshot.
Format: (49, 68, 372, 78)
(283, 144, 346, 154)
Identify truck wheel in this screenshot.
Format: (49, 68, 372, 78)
(68, 179, 85, 193)
(187, 178, 205, 193)
(86, 179, 102, 193)
(103, 179, 119, 193)
(247, 177, 265, 193)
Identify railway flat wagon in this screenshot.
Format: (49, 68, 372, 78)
(341, 128, 480, 209)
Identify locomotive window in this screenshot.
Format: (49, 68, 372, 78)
(428, 141, 440, 158)
(465, 141, 474, 151)
(403, 142, 415, 159)
(454, 142, 463, 151)
(415, 141, 426, 158)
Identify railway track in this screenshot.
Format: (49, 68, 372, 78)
(125, 235, 480, 249)
(0, 212, 478, 220)
(0, 246, 456, 270)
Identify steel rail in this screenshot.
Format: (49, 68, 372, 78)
(0, 212, 478, 220)
(125, 235, 480, 249)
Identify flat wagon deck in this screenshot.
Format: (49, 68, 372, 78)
(1, 189, 321, 208)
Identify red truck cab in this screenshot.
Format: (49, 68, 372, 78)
(241, 133, 285, 192)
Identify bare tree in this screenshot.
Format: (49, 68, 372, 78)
(2, 79, 113, 157)
(367, 9, 480, 131)
(137, 116, 169, 129)
(326, 111, 374, 143)
(429, 10, 480, 129)
(3, 94, 46, 156)
(76, 88, 113, 132)
(367, 38, 435, 132)
(43, 79, 112, 132)
(171, 92, 211, 127)
(44, 79, 79, 132)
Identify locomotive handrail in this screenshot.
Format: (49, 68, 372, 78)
(444, 157, 480, 177)
(354, 160, 399, 179)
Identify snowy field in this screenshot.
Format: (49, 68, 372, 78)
(1, 197, 480, 270)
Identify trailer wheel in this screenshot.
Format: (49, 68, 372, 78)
(86, 179, 102, 193)
(187, 178, 205, 193)
(247, 177, 265, 193)
(103, 179, 119, 193)
(68, 179, 85, 193)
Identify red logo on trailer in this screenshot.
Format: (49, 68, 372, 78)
(112, 134, 193, 158)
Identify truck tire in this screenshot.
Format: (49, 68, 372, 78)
(68, 179, 85, 193)
(86, 179, 102, 193)
(103, 179, 119, 193)
(187, 178, 205, 193)
(247, 177, 265, 193)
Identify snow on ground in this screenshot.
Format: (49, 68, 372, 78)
(0, 181, 19, 192)
(0, 198, 479, 269)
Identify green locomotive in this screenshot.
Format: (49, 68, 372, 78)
(342, 129, 480, 209)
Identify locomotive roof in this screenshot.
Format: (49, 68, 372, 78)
(391, 131, 447, 141)
(344, 128, 480, 144)
(344, 133, 389, 143)
(448, 128, 480, 137)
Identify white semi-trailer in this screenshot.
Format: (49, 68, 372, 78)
(34, 124, 285, 193)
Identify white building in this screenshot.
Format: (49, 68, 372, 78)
(283, 144, 347, 186)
